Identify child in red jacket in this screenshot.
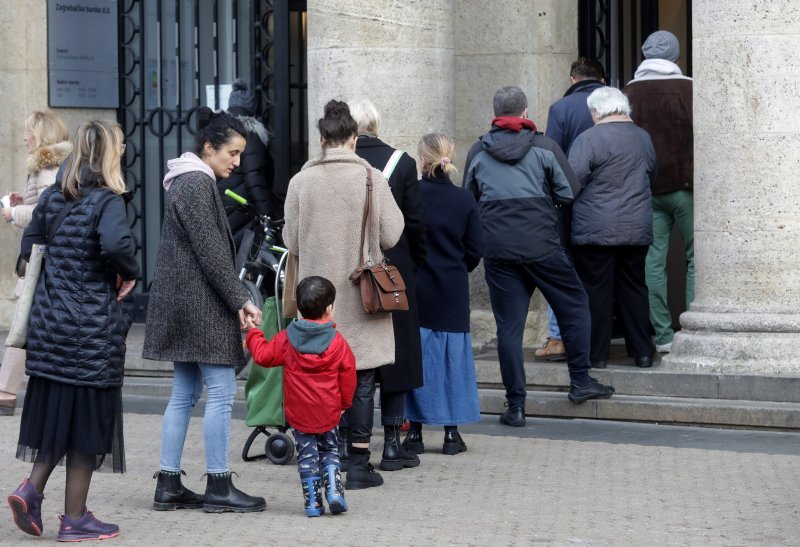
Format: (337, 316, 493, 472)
(245, 276, 356, 517)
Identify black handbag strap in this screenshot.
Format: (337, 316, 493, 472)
(45, 195, 78, 245)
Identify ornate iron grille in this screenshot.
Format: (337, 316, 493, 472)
(118, 0, 306, 319)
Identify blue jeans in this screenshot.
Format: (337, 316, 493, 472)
(160, 362, 236, 475)
(547, 305, 561, 340)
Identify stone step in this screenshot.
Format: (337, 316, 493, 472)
(474, 360, 800, 404)
(477, 388, 800, 430)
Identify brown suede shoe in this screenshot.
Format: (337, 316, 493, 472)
(534, 338, 566, 362)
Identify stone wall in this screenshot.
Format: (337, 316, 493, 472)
(0, 1, 114, 327)
(307, 0, 578, 350)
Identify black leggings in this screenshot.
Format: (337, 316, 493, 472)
(341, 370, 407, 444)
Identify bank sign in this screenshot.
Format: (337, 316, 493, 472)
(48, 1, 119, 108)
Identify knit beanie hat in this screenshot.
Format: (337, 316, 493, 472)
(641, 30, 680, 62)
(228, 78, 256, 114)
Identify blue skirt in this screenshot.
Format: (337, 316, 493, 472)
(404, 328, 480, 425)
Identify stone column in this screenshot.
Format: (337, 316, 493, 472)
(0, 0, 114, 326)
(306, 0, 455, 159)
(663, 1, 800, 374)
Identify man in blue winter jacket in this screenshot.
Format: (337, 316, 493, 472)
(534, 58, 607, 363)
(463, 86, 615, 427)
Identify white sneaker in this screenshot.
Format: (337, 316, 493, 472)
(655, 342, 672, 353)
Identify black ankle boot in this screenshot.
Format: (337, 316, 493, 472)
(338, 427, 349, 472)
(152, 470, 204, 511)
(402, 424, 425, 454)
(345, 449, 383, 490)
(442, 429, 468, 455)
(380, 425, 420, 471)
(202, 472, 266, 513)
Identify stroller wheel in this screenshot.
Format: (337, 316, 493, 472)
(265, 432, 294, 465)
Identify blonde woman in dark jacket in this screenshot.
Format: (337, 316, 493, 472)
(8, 120, 138, 541)
(0, 111, 71, 416)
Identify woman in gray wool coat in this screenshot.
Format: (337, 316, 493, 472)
(143, 107, 265, 513)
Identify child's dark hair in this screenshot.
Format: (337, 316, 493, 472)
(317, 100, 358, 148)
(193, 106, 247, 156)
(297, 276, 336, 319)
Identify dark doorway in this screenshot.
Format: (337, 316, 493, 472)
(578, 0, 693, 331)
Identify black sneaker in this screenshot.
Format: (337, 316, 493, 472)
(499, 406, 525, 427)
(568, 379, 615, 403)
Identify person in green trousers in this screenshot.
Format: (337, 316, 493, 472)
(624, 30, 695, 353)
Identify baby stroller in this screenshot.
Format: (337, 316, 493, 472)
(241, 252, 295, 465)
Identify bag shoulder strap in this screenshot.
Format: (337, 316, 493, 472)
(358, 168, 374, 264)
(46, 195, 78, 245)
(382, 150, 404, 180)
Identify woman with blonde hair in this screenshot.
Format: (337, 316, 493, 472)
(7, 120, 139, 542)
(403, 133, 484, 455)
(0, 111, 71, 416)
(350, 98, 426, 472)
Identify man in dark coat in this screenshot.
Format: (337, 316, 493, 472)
(537, 58, 607, 362)
(218, 79, 277, 249)
(350, 99, 426, 471)
(463, 86, 614, 427)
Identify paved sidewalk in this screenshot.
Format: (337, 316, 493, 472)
(1, 412, 799, 546)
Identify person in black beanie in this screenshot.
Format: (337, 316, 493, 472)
(218, 79, 278, 248)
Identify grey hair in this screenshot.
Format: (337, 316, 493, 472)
(493, 86, 527, 117)
(586, 86, 631, 118)
(349, 98, 381, 136)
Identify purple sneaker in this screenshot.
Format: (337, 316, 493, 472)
(8, 478, 44, 536)
(57, 510, 119, 542)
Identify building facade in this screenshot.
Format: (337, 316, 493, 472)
(0, 0, 798, 374)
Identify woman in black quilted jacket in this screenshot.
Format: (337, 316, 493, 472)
(8, 120, 139, 542)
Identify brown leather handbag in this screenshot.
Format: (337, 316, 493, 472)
(348, 168, 408, 314)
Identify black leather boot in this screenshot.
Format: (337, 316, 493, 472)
(338, 427, 349, 472)
(345, 449, 383, 490)
(442, 429, 468, 455)
(380, 425, 420, 471)
(402, 422, 425, 454)
(202, 472, 267, 513)
(152, 470, 204, 511)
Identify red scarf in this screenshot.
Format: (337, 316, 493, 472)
(491, 116, 538, 132)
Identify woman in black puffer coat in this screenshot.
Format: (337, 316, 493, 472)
(8, 120, 139, 541)
(217, 79, 277, 248)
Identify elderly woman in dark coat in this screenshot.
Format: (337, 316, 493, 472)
(144, 108, 265, 514)
(568, 86, 657, 370)
(350, 98, 427, 472)
(8, 120, 138, 541)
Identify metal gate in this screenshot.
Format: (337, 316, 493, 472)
(117, 0, 307, 319)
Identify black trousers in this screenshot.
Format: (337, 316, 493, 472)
(572, 245, 655, 363)
(484, 250, 592, 410)
(344, 369, 376, 445)
(339, 372, 405, 443)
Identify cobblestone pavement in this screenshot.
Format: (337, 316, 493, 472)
(1, 412, 799, 546)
